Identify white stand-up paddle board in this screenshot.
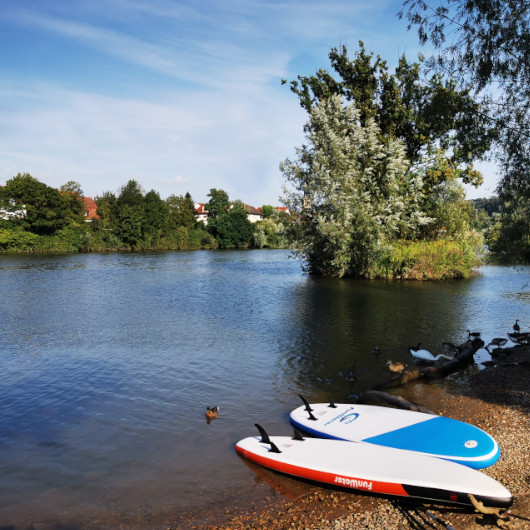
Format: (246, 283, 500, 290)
(290, 398, 500, 469)
(236, 425, 512, 508)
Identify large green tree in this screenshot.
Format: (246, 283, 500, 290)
(113, 180, 146, 248)
(2, 173, 70, 235)
(60, 180, 85, 225)
(143, 190, 168, 245)
(205, 188, 230, 219)
(166, 192, 196, 229)
(283, 43, 492, 188)
(281, 95, 428, 278)
(400, 0, 530, 257)
(214, 201, 254, 248)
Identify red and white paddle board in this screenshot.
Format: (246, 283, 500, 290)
(235, 426, 512, 508)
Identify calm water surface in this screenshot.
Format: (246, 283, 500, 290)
(0, 250, 528, 527)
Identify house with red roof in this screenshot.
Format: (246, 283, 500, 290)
(83, 197, 99, 222)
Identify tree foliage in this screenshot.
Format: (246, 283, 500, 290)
(1, 174, 286, 254)
(281, 95, 429, 278)
(204, 191, 254, 248)
(283, 42, 492, 186)
(167, 192, 196, 229)
(205, 188, 230, 219)
(214, 202, 254, 248)
(2, 173, 70, 235)
(399, 0, 530, 250)
(60, 180, 85, 225)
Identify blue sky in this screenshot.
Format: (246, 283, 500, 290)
(0, 0, 498, 205)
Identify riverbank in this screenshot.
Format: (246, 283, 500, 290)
(198, 345, 530, 530)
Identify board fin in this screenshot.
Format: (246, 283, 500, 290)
(328, 401, 337, 408)
(298, 394, 317, 421)
(292, 428, 305, 441)
(254, 424, 281, 453)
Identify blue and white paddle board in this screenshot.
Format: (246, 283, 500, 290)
(290, 401, 500, 469)
(236, 425, 512, 508)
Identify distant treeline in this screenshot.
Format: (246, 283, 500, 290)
(0, 173, 526, 277)
(0, 174, 289, 253)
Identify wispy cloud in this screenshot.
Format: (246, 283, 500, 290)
(1, 1, 497, 203)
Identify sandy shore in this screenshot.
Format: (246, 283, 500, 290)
(194, 344, 530, 530)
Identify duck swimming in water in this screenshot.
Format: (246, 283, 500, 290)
(205, 406, 219, 419)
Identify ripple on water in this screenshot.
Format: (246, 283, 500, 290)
(0, 253, 528, 526)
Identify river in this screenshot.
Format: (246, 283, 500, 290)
(0, 250, 528, 527)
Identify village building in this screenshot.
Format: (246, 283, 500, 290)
(83, 197, 99, 222)
(194, 203, 288, 225)
(0, 199, 26, 220)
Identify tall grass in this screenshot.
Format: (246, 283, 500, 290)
(368, 238, 484, 280)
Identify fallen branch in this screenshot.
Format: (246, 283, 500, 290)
(355, 390, 435, 414)
(370, 338, 484, 390)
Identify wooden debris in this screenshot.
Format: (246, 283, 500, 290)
(370, 338, 484, 390)
(468, 494, 511, 528)
(355, 390, 435, 414)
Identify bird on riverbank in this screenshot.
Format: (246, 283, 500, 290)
(442, 342, 459, 356)
(513, 319, 520, 333)
(409, 343, 454, 362)
(347, 362, 357, 383)
(508, 332, 530, 344)
(466, 330, 481, 339)
(387, 360, 407, 373)
(485, 338, 508, 351)
(206, 406, 219, 419)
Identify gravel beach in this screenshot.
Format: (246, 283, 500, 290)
(200, 344, 530, 530)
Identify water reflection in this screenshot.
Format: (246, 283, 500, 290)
(276, 266, 529, 399)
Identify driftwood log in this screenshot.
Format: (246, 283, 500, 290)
(354, 390, 435, 414)
(370, 338, 484, 391)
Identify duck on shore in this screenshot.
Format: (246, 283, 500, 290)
(485, 338, 508, 351)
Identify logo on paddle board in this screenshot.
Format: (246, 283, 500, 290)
(324, 406, 358, 426)
(339, 413, 359, 424)
(334, 475, 373, 491)
(464, 440, 478, 449)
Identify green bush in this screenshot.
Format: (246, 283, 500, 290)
(0, 229, 41, 252)
(368, 237, 483, 280)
